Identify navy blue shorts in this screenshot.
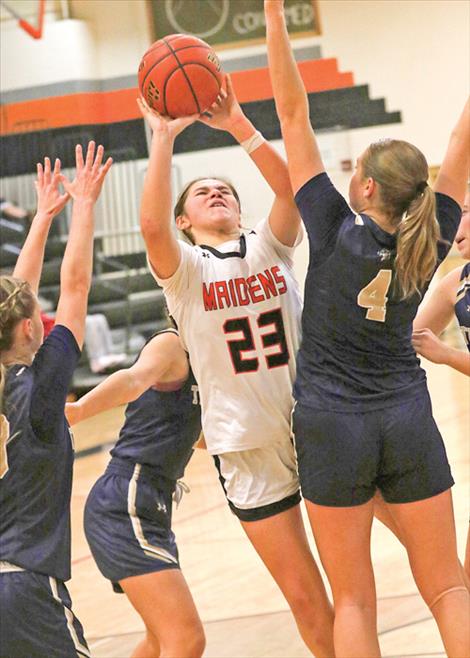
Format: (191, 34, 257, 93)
(84, 459, 180, 593)
(293, 390, 454, 507)
(0, 569, 89, 658)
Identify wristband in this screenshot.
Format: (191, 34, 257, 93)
(240, 130, 266, 154)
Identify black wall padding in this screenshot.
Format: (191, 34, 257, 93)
(1, 87, 401, 177)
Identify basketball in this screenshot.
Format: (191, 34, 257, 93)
(138, 34, 223, 118)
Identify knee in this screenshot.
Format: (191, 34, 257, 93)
(185, 627, 206, 658)
(287, 584, 333, 624)
(163, 624, 206, 657)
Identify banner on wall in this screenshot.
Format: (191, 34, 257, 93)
(147, 0, 321, 49)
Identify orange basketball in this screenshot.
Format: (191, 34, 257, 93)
(138, 34, 223, 118)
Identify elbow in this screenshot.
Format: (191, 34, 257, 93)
(60, 264, 91, 294)
(276, 96, 310, 126)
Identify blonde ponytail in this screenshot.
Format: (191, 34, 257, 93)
(362, 140, 441, 299)
(395, 185, 440, 298)
(0, 363, 6, 416)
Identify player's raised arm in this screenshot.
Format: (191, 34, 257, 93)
(199, 74, 300, 247)
(65, 331, 189, 425)
(434, 98, 469, 205)
(138, 101, 197, 279)
(264, 0, 325, 194)
(12, 157, 69, 294)
(54, 142, 112, 349)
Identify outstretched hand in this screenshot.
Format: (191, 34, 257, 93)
(197, 74, 245, 133)
(137, 97, 198, 140)
(60, 141, 113, 204)
(35, 157, 70, 219)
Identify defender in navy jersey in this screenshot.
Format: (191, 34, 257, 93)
(0, 144, 112, 658)
(139, 76, 334, 656)
(411, 190, 470, 587)
(66, 329, 205, 658)
(266, 3, 469, 656)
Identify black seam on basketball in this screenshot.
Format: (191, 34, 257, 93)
(141, 50, 174, 92)
(163, 38, 203, 115)
(141, 39, 211, 91)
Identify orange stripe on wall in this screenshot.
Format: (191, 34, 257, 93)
(231, 59, 354, 103)
(0, 59, 354, 136)
(0, 89, 141, 135)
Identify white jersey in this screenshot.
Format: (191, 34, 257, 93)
(150, 219, 303, 455)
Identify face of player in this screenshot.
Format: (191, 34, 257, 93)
(455, 190, 470, 259)
(348, 154, 369, 213)
(177, 179, 241, 240)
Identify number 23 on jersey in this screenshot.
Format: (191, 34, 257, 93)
(223, 307, 289, 374)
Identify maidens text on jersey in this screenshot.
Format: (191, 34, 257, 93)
(202, 265, 288, 311)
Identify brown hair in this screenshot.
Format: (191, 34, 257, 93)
(0, 276, 36, 414)
(173, 177, 241, 245)
(362, 139, 440, 299)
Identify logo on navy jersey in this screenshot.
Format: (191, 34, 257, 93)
(156, 501, 167, 514)
(191, 385, 200, 406)
(377, 248, 392, 262)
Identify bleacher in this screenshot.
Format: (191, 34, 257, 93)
(0, 205, 168, 395)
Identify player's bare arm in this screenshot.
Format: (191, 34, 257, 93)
(200, 74, 300, 246)
(138, 99, 197, 279)
(265, 0, 325, 195)
(66, 331, 188, 425)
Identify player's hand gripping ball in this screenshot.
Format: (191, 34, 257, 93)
(138, 34, 223, 118)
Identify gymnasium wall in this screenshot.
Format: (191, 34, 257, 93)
(1, 0, 468, 283)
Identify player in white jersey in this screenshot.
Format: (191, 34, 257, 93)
(138, 76, 334, 657)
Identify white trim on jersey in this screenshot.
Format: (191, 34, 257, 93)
(48, 577, 91, 658)
(127, 463, 178, 564)
(0, 560, 25, 572)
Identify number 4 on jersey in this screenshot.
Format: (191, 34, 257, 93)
(357, 269, 392, 322)
(0, 415, 10, 479)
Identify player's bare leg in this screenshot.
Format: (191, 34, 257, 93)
(120, 569, 205, 658)
(306, 498, 381, 658)
(241, 503, 335, 658)
(131, 630, 160, 658)
(465, 525, 470, 585)
(374, 491, 470, 591)
(386, 489, 470, 657)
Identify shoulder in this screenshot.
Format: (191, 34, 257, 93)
(41, 324, 80, 355)
(136, 330, 188, 385)
(435, 192, 462, 229)
(31, 325, 80, 374)
(429, 265, 463, 309)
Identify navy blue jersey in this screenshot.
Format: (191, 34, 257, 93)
(294, 173, 461, 410)
(110, 340, 201, 484)
(0, 325, 80, 581)
(455, 262, 470, 351)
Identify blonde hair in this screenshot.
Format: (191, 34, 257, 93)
(0, 276, 36, 414)
(362, 140, 441, 299)
(173, 176, 241, 245)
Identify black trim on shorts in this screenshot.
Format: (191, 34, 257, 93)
(228, 491, 301, 522)
(213, 455, 301, 522)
